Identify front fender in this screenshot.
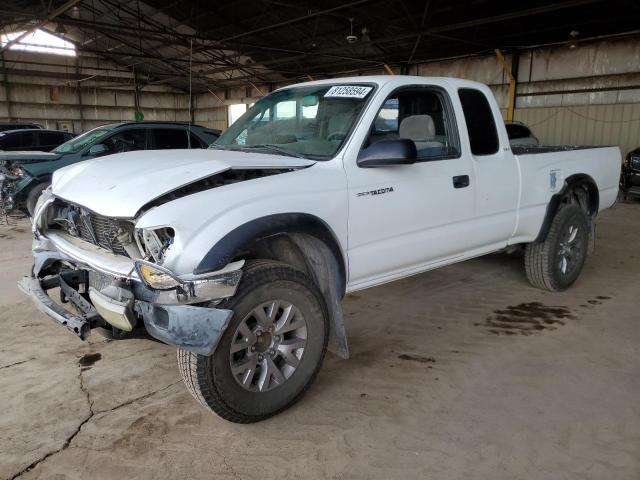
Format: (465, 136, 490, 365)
(135, 161, 348, 276)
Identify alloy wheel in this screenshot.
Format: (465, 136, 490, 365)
(229, 300, 308, 392)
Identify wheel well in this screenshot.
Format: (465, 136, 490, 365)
(559, 174, 599, 218)
(248, 232, 349, 358)
(194, 213, 347, 296)
(535, 174, 599, 243)
(193, 213, 349, 358)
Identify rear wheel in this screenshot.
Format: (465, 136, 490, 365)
(525, 204, 590, 291)
(177, 260, 328, 423)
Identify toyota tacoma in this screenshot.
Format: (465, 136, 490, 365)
(19, 76, 621, 423)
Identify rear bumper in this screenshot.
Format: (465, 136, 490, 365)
(18, 269, 235, 356)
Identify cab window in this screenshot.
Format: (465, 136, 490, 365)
(367, 87, 459, 160)
(151, 129, 189, 149)
(458, 88, 499, 155)
(2, 131, 35, 150)
(101, 129, 147, 153)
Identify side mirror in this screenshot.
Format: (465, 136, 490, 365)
(357, 139, 417, 168)
(87, 144, 108, 156)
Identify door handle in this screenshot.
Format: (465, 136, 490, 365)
(452, 175, 470, 189)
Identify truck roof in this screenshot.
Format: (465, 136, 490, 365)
(279, 75, 490, 92)
(97, 121, 215, 130)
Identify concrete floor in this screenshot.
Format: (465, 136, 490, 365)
(1, 203, 639, 480)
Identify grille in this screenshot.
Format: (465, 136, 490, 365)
(55, 200, 134, 257)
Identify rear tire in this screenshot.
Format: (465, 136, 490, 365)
(26, 182, 49, 217)
(524, 205, 590, 291)
(177, 260, 329, 423)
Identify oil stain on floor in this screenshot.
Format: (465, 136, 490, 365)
(78, 352, 102, 368)
(397, 353, 436, 364)
(480, 302, 576, 336)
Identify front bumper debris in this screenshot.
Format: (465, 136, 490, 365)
(18, 271, 102, 340)
(0, 172, 18, 213)
(19, 269, 236, 355)
(136, 302, 233, 355)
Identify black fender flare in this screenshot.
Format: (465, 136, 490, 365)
(534, 173, 599, 243)
(194, 213, 347, 291)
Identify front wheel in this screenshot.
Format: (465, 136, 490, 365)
(177, 260, 329, 423)
(26, 182, 50, 217)
(524, 205, 590, 291)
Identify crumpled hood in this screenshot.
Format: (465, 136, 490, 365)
(52, 148, 315, 218)
(0, 151, 62, 164)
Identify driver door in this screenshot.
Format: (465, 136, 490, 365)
(345, 86, 476, 289)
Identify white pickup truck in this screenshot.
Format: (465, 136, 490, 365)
(21, 76, 620, 423)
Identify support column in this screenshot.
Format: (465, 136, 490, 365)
(1, 53, 14, 120)
(495, 49, 519, 122)
(75, 57, 84, 132)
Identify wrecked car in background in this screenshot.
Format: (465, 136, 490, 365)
(620, 146, 640, 200)
(1, 121, 220, 216)
(20, 76, 620, 423)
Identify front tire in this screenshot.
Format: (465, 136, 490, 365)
(177, 260, 329, 423)
(26, 181, 50, 217)
(524, 205, 590, 291)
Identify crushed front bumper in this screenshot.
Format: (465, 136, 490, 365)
(23, 192, 243, 355)
(19, 268, 237, 356)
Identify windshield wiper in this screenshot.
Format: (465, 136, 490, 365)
(238, 144, 307, 159)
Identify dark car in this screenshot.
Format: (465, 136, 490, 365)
(620, 147, 640, 200)
(0, 122, 220, 215)
(0, 129, 74, 152)
(505, 121, 539, 146)
(0, 122, 43, 132)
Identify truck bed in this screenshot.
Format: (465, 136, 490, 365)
(511, 145, 611, 155)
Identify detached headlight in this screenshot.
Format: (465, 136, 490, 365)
(135, 260, 181, 290)
(135, 227, 175, 264)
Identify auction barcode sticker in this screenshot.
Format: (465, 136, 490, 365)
(324, 85, 372, 99)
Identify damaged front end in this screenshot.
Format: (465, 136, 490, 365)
(0, 161, 20, 214)
(19, 188, 243, 355)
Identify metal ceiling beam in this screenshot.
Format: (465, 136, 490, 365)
(93, 0, 269, 87)
(0, 0, 84, 53)
(204, 0, 607, 76)
(214, 0, 377, 43)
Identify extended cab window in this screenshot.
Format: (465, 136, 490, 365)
(368, 87, 459, 160)
(458, 88, 499, 155)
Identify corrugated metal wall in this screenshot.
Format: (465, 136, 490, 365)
(414, 37, 640, 156)
(513, 104, 640, 155)
(0, 51, 190, 133)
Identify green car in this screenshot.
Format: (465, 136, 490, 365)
(0, 121, 220, 215)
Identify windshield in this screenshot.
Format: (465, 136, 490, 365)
(214, 83, 375, 159)
(53, 126, 114, 153)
